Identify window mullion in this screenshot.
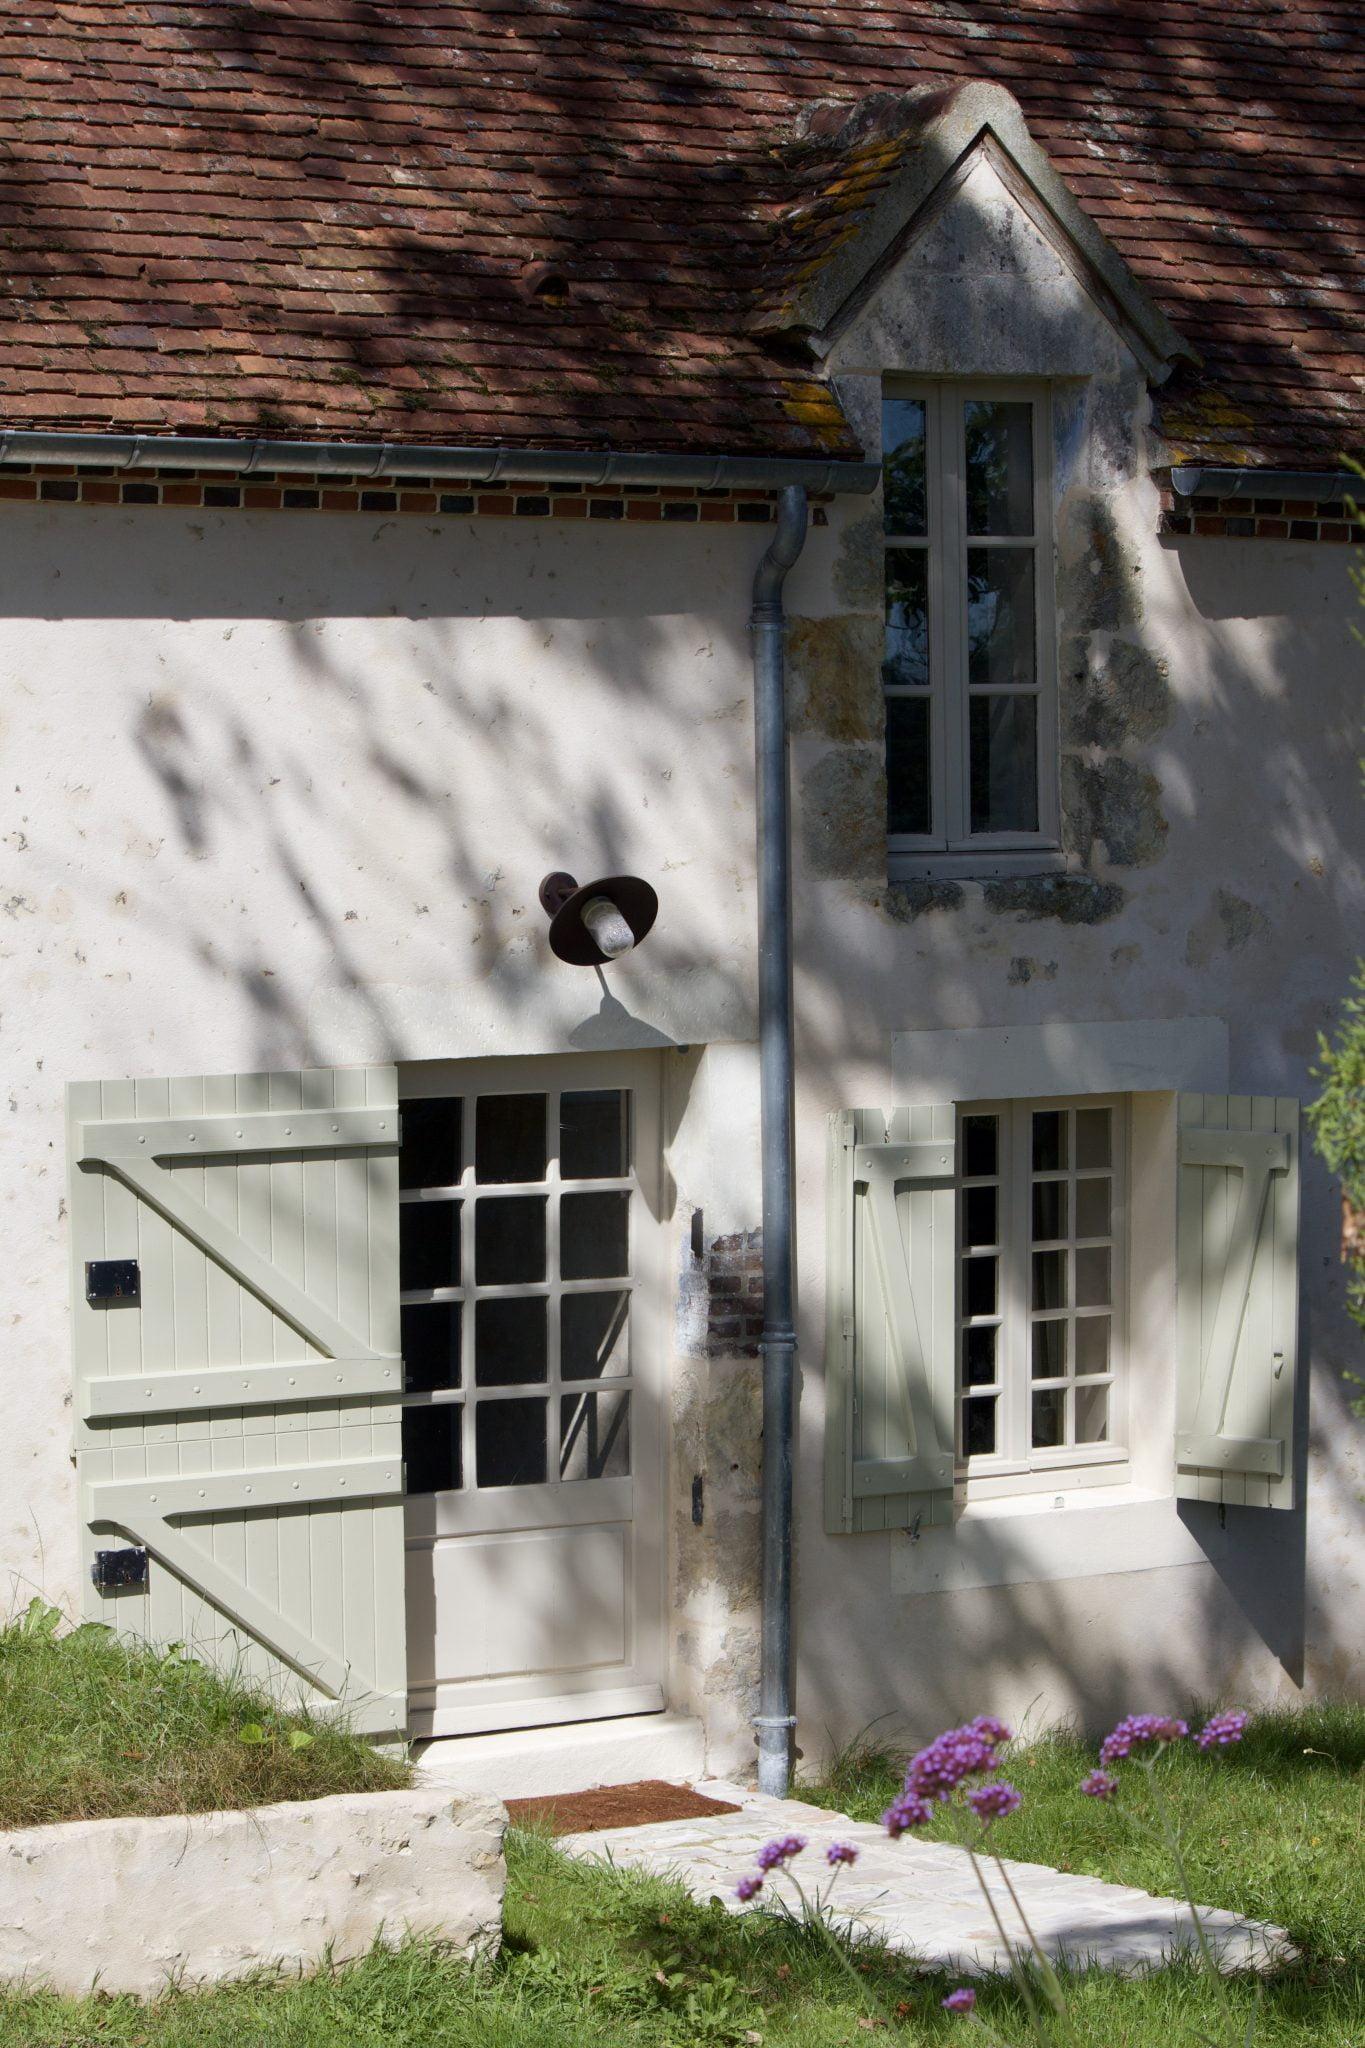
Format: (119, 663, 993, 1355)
(1004, 1102, 1030, 1465)
(939, 385, 968, 846)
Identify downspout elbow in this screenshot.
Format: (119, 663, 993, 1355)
(752, 484, 811, 622)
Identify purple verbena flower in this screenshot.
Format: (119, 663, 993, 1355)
(942, 1987, 977, 2012)
(825, 1841, 859, 1867)
(1080, 1769, 1119, 1800)
(967, 1780, 1022, 1822)
(1099, 1714, 1190, 1766)
(734, 1874, 764, 1902)
(905, 1722, 1005, 1803)
(755, 1833, 807, 1871)
(1196, 1710, 1249, 1751)
(970, 1715, 1014, 1745)
(882, 1790, 932, 1838)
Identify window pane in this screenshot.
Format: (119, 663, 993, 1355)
(1032, 1248, 1067, 1311)
(963, 1115, 998, 1178)
(963, 1396, 997, 1456)
(560, 1390, 630, 1481)
(400, 1200, 461, 1290)
(475, 1196, 546, 1284)
(475, 1297, 547, 1385)
(402, 1302, 461, 1392)
(1076, 1384, 1109, 1444)
(886, 695, 931, 836)
(1031, 1388, 1065, 1449)
(562, 1291, 631, 1379)
(1031, 1180, 1067, 1243)
(883, 552, 930, 688)
(963, 1324, 997, 1387)
(967, 549, 1036, 689)
(403, 1403, 461, 1495)
(1075, 1315, 1111, 1374)
(1075, 1178, 1112, 1239)
(475, 1397, 547, 1488)
(882, 398, 927, 535)
(1032, 1319, 1066, 1380)
(965, 400, 1033, 535)
(969, 694, 1038, 835)
(400, 1098, 461, 1191)
(475, 1095, 546, 1184)
(561, 1192, 629, 1280)
(561, 1090, 627, 1179)
(1075, 1108, 1112, 1170)
(1076, 1246, 1111, 1309)
(1032, 1112, 1067, 1173)
(965, 1255, 997, 1317)
(964, 1184, 998, 1249)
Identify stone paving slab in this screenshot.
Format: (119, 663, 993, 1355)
(558, 1782, 1293, 1978)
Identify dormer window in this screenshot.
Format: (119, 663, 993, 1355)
(883, 383, 1059, 875)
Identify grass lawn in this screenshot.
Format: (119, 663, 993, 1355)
(0, 1677, 1361, 2045)
(0, 1601, 407, 1826)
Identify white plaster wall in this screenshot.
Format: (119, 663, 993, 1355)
(1, 146, 1361, 1766)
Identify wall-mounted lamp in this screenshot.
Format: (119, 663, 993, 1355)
(539, 871, 658, 966)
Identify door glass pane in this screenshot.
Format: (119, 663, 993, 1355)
(403, 1404, 462, 1494)
(475, 1094, 546, 1184)
(883, 552, 930, 688)
(562, 1291, 630, 1379)
(1031, 1179, 1067, 1243)
(475, 1196, 546, 1284)
(963, 1114, 998, 1178)
(1075, 1246, 1111, 1309)
(476, 1398, 547, 1488)
(965, 400, 1033, 535)
(400, 1200, 461, 1290)
(1031, 1387, 1065, 1448)
(886, 694, 931, 836)
(1075, 1384, 1109, 1443)
(882, 397, 927, 535)
(969, 694, 1038, 834)
(560, 1390, 630, 1481)
(1032, 1319, 1066, 1379)
(561, 1090, 628, 1179)
(967, 549, 1036, 688)
(562, 1191, 629, 1280)
(1032, 1112, 1067, 1173)
(1032, 1248, 1067, 1311)
(963, 1396, 997, 1455)
(400, 1098, 461, 1191)
(1075, 1108, 1112, 1170)
(1075, 1177, 1112, 1239)
(964, 1185, 997, 1249)
(402, 1302, 461, 1391)
(475, 1297, 547, 1385)
(964, 1255, 997, 1318)
(1075, 1315, 1110, 1374)
(963, 1324, 996, 1386)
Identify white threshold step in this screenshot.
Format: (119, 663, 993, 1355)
(413, 1711, 706, 1800)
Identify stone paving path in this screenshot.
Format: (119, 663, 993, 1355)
(558, 1782, 1292, 1977)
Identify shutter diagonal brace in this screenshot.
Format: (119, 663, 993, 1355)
(1178, 1126, 1289, 1475)
(854, 1140, 956, 1492)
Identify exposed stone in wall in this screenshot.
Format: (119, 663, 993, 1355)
(1055, 497, 1143, 636)
(883, 878, 966, 920)
(1063, 639, 1173, 750)
(786, 614, 883, 743)
(1062, 756, 1169, 868)
(799, 745, 885, 879)
(1185, 888, 1273, 968)
(982, 874, 1125, 925)
(1007, 955, 1058, 985)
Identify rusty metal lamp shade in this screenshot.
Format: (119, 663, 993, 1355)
(539, 871, 658, 966)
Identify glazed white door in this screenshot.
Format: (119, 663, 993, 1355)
(400, 1053, 665, 1737)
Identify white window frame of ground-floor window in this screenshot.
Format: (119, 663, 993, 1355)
(956, 1094, 1130, 1503)
(883, 378, 1061, 881)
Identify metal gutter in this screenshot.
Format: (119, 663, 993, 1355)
(0, 428, 880, 496)
(749, 482, 808, 1801)
(1169, 466, 1359, 504)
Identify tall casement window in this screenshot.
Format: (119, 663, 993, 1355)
(882, 384, 1058, 874)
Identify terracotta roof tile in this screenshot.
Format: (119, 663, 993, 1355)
(0, 1, 1360, 467)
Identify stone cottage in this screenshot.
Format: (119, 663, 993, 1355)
(0, 3, 1360, 1790)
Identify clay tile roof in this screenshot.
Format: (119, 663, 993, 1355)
(0, 1, 1360, 469)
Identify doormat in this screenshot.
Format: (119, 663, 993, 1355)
(505, 1779, 744, 1836)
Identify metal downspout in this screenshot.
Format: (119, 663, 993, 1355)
(749, 482, 808, 1799)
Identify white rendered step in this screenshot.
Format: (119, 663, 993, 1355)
(413, 1711, 706, 1800)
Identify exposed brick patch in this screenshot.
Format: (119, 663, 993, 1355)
(0, 466, 802, 526)
(1159, 485, 1363, 545)
(703, 1230, 765, 1359)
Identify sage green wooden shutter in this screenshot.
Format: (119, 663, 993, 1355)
(68, 1068, 405, 1735)
(825, 1107, 957, 1534)
(1176, 1093, 1299, 1510)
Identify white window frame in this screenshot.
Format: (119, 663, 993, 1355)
(883, 379, 1061, 880)
(956, 1095, 1129, 1501)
